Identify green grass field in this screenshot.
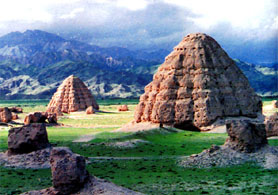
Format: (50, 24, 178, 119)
(0, 99, 278, 194)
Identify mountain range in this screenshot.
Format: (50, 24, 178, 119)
(0, 30, 277, 99)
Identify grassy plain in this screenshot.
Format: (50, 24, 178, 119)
(0, 99, 277, 194)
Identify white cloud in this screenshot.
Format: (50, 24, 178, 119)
(60, 8, 85, 19)
(164, 0, 277, 30)
(116, 0, 150, 11)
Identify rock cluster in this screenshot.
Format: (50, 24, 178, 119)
(8, 123, 50, 155)
(47, 75, 99, 114)
(50, 147, 89, 194)
(86, 106, 95, 114)
(24, 112, 57, 125)
(265, 112, 278, 137)
(118, 105, 128, 111)
(224, 120, 267, 153)
(9, 107, 23, 113)
(0, 107, 12, 123)
(134, 33, 261, 130)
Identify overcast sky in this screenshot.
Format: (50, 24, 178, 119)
(0, 0, 277, 53)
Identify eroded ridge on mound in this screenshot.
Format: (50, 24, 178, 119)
(134, 33, 261, 130)
(47, 75, 99, 114)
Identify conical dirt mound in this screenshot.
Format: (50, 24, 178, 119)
(134, 33, 261, 130)
(47, 75, 99, 113)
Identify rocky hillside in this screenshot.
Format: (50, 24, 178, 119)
(0, 30, 276, 99)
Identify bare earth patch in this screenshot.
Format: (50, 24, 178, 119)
(105, 139, 150, 148)
(0, 147, 52, 169)
(73, 134, 96, 143)
(21, 176, 143, 195)
(179, 145, 278, 169)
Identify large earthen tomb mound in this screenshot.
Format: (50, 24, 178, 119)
(134, 33, 261, 131)
(47, 75, 99, 114)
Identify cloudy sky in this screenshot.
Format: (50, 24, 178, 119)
(0, 0, 277, 62)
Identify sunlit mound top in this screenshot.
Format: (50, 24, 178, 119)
(134, 33, 261, 130)
(46, 75, 99, 114)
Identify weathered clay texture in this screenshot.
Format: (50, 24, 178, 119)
(134, 33, 261, 130)
(265, 112, 278, 137)
(50, 147, 89, 194)
(118, 105, 128, 111)
(8, 123, 50, 155)
(0, 107, 12, 123)
(47, 75, 99, 114)
(224, 120, 267, 153)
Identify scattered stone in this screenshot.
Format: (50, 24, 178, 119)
(265, 112, 278, 137)
(8, 123, 51, 155)
(118, 105, 128, 111)
(224, 120, 267, 153)
(9, 107, 23, 113)
(50, 147, 89, 194)
(22, 147, 142, 195)
(0, 107, 12, 123)
(24, 112, 57, 125)
(47, 75, 99, 114)
(179, 145, 278, 169)
(0, 147, 51, 169)
(134, 33, 261, 130)
(11, 112, 18, 120)
(86, 106, 95, 114)
(272, 100, 278, 108)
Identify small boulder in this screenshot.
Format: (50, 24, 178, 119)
(50, 147, 89, 194)
(47, 113, 58, 124)
(9, 107, 23, 113)
(265, 112, 278, 137)
(11, 113, 18, 120)
(272, 100, 278, 108)
(8, 123, 50, 155)
(225, 120, 267, 153)
(118, 105, 128, 111)
(0, 107, 12, 123)
(86, 106, 95, 114)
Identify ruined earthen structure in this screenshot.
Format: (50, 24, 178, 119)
(50, 147, 89, 194)
(224, 120, 267, 153)
(265, 112, 278, 137)
(0, 107, 12, 123)
(47, 75, 99, 114)
(134, 33, 261, 130)
(8, 123, 50, 155)
(118, 105, 128, 111)
(22, 147, 142, 195)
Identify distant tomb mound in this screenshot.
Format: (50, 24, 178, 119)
(134, 33, 261, 131)
(47, 75, 99, 114)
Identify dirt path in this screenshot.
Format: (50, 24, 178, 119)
(72, 134, 96, 142)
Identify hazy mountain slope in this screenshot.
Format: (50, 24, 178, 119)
(0, 30, 276, 99)
(235, 60, 278, 96)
